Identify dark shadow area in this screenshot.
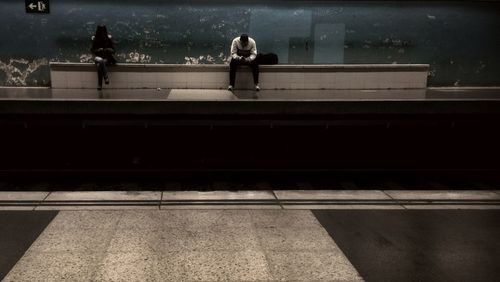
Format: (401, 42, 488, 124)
(1, 88, 500, 187)
(313, 210, 500, 282)
(0, 211, 58, 280)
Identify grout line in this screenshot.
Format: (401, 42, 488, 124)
(381, 190, 407, 210)
(36, 192, 52, 211)
(270, 190, 284, 209)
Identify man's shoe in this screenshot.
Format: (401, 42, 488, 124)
(254, 84, 260, 91)
(227, 85, 234, 91)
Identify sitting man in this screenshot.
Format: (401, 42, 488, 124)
(228, 34, 260, 91)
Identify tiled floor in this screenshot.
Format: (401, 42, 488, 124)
(2, 210, 362, 282)
(2, 208, 500, 281)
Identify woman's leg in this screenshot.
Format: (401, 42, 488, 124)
(95, 57, 105, 89)
(102, 59, 109, 84)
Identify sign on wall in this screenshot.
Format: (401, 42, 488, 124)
(25, 0, 49, 14)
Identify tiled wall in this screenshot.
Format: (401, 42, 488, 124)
(51, 65, 428, 90)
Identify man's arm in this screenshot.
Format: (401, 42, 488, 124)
(249, 40, 257, 61)
(230, 39, 240, 60)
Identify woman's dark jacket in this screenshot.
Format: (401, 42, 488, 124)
(91, 35, 117, 65)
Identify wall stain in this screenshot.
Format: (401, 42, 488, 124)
(0, 58, 48, 86)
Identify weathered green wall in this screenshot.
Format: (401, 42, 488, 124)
(1, 0, 499, 86)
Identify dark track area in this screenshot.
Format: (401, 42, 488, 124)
(1, 88, 500, 181)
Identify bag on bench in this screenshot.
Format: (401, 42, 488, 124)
(255, 53, 279, 65)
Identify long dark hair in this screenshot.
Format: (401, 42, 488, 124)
(92, 25, 111, 49)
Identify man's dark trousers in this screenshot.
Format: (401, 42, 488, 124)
(229, 58, 259, 86)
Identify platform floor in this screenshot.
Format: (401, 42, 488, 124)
(1, 87, 500, 101)
(1, 190, 500, 281)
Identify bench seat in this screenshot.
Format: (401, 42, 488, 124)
(50, 63, 429, 90)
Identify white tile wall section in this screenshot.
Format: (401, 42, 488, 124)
(169, 72, 187, 88)
(128, 72, 143, 86)
(351, 73, 366, 89)
(112, 72, 129, 83)
(82, 72, 97, 88)
(289, 73, 305, 89)
(274, 73, 290, 89)
(83, 71, 95, 81)
(410, 72, 428, 88)
(82, 81, 95, 89)
(318, 72, 330, 89)
(363, 73, 378, 89)
(397, 72, 410, 88)
(128, 81, 142, 89)
(312, 73, 327, 89)
(419, 72, 429, 88)
(345, 73, 356, 89)
(335, 72, 350, 89)
(378, 72, 394, 89)
(202, 75, 225, 89)
(50, 64, 429, 90)
(140, 73, 157, 89)
(321, 73, 335, 89)
(408, 73, 419, 89)
(220, 73, 230, 87)
(111, 73, 126, 87)
(259, 72, 276, 89)
(302, 73, 316, 89)
(66, 72, 83, 88)
(361, 73, 371, 89)
(50, 71, 67, 88)
(156, 73, 168, 88)
(400, 72, 412, 88)
(201, 72, 222, 88)
(186, 72, 203, 88)
(355, 73, 365, 89)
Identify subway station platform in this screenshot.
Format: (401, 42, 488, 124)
(1, 190, 499, 281)
(1, 88, 500, 281)
(1, 87, 500, 118)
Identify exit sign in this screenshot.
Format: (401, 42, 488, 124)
(26, 0, 50, 13)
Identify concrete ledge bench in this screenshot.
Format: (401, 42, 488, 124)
(50, 63, 429, 90)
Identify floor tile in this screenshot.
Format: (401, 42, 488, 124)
(94, 251, 160, 282)
(385, 190, 500, 200)
(2, 251, 101, 282)
(275, 189, 390, 200)
(266, 251, 363, 281)
(0, 192, 49, 201)
(158, 251, 272, 281)
(45, 191, 161, 201)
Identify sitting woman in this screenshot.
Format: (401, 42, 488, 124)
(91, 25, 116, 90)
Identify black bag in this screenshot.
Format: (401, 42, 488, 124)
(256, 53, 278, 65)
